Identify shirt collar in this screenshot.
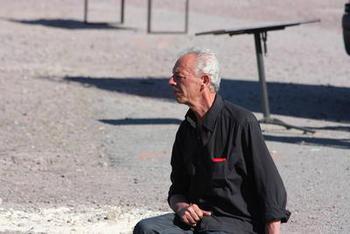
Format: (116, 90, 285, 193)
(185, 94, 224, 131)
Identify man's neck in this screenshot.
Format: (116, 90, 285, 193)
(189, 92, 216, 123)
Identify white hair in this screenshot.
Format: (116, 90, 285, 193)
(179, 47, 221, 92)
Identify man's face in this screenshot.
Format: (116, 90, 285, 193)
(169, 54, 203, 105)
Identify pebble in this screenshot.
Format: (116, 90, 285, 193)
(310, 148, 320, 152)
(105, 211, 117, 220)
(98, 161, 108, 167)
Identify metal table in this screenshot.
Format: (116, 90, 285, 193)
(147, 0, 189, 33)
(83, 0, 189, 34)
(196, 19, 320, 134)
(84, 0, 125, 24)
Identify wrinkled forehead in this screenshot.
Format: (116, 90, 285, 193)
(172, 53, 197, 74)
(172, 60, 183, 74)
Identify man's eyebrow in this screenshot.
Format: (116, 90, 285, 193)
(173, 73, 185, 79)
(172, 70, 182, 76)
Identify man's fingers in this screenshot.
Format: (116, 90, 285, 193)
(202, 210, 212, 216)
(190, 204, 212, 218)
(182, 216, 191, 225)
(187, 206, 201, 221)
(178, 204, 212, 227)
(184, 211, 196, 225)
(190, 204, 204, 218)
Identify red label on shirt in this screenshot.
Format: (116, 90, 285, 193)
(211, 157, 226, 163)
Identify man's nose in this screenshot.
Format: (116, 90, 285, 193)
(168, 76, 176, 86)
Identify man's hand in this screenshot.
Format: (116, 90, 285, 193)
(176, 203, 211, 227)
(169, 195, 211, 227)
(265, 220, 281, 234)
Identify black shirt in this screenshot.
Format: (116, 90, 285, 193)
(168, 95, 290, 233)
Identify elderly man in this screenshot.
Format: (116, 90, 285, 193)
(134, 48, 290, 234)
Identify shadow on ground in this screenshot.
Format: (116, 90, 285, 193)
(6, 18, 136, 30)
(310, 126, 350, 131)
(263, 134, 350, 149)
(63, 76, 350, 123)
(100, 118, 182, 125)
(54, 75, 350, 149)
(99, 117, 350, 149)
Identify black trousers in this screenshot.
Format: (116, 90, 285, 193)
(133, 213, 229, 234)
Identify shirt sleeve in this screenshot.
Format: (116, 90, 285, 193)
(167, 125, 190, 205)
(241, 115, 291, 223)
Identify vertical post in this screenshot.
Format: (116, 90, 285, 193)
(120, 0, 125, 24)
(184, 0, 189, 33)
(254, 32, 271, 119)
(147, 0, 152, 33)
(84, 0, 88, 23)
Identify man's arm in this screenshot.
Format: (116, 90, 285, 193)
(266, 220, 281, 234)
(241, 115, 290, 224)
(169, 194, 190, 214)
(168, 124, 211, 226)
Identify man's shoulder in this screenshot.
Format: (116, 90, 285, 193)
(176, 117, 193, 134)
(221, 99, 257, 125)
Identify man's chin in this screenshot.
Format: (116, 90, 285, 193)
(175, 96, 186, 104)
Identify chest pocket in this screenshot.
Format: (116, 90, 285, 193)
(207, 131, 230, 180)
(210, 156, 228, 187)
(207, 140, 237, 188)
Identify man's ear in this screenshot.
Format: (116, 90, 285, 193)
(201, 75, 210, 86)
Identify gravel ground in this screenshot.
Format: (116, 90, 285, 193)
(0, 0, 349, 233)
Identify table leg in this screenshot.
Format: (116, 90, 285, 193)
(147, 0, 152, 33)
(84, 0, 88, 23)
(121, 0, 125, 24)
(254, 32, 271, 119)
(185, 0, 189, 33)
(253, 32, 315, 134)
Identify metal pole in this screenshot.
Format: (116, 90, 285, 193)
(84, 0, 88, 23)
(184, 0, 189, 33)
(121, 0, 125, 24)
(254, 32, 271, 118)
(147, 0, 152, 33)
